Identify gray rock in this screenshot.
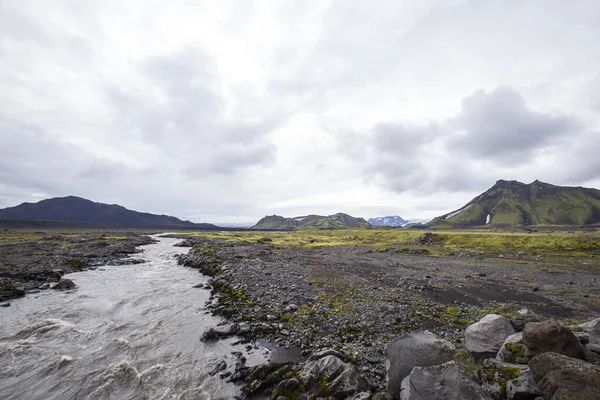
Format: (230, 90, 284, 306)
(372, 393, 394, 400)
(496, 333, 527, 364)
(385, 330, 456, 397)
(522, 320, 585, 360)
(529, 352, 600, 400)
(510, 311, 542, 332)
(285, 303, 298, 312)
(51, 278, 77, 290)
(307, 349, 346, 362)
(300, 355, 367, 398)
(583, 344, 600, 365)
(271, 378, 304, 399)
(573, 317, 600, 331)
(465, 314, 516, 360)
(300, 355, 347, 383)
(400, 361, 491, 400)
(506, 367, 541, 400)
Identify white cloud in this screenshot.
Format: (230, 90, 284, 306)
(0, 0, 599, 223)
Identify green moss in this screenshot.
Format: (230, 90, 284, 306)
(271, 378, 306, 400)
(483, 364, 523, 395)
(505, 342, 525, 358)
(65, 258, 84, 270)
(454, 348, 481, 374)
(174, 228, 600, 260)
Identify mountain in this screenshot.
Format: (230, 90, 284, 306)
(427, 180, 600, 228)
(0, 196, 219, 229)
(368, 216, 408, 227)
(251, 213, 371, 230)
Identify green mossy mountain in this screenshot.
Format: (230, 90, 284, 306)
(427, 180, 600, 228)
(251, 213, 371, 230)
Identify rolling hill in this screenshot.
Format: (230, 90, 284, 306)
(251, 213, 371, 230)
(0, 196, 219, 229)
(427, 180, 600, 228)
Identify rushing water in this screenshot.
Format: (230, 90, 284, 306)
(0, 236, 268, 400)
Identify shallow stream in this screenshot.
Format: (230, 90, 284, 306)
(0, 236, 268, 399)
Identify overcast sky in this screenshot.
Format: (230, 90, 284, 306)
(1, 0, 599, 224)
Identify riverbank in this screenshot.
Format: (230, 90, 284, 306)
(173, 230, 600, 397)
(0, 230, 155, 301)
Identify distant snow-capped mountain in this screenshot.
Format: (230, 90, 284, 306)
(368, 216, 407, 227)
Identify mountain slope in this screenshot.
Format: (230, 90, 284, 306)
(0, 196, 218, 229)
(252, 213, 371, 230)
(427, 180, 600, 228)
(368, 216, 408, 227)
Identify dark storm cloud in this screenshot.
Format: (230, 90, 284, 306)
(450, 87, 577, 162)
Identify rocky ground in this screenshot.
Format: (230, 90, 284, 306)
(174, 234, 600, 399)
(0, 231, 155, 301)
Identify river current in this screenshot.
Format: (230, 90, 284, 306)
(0, 236, 268, 399)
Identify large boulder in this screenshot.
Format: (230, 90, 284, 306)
(300, 354, 368, 398)
(496, 333, 527, 364)
(399, 361, 491, 400)
(465, 314, 516, 360)
(529, 352, 600, 400)
(385, 330, 455, 397)
(522, 320, 585, 360)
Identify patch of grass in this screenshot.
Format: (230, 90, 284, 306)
(454, 348, 481, 374)
(173, 228, 600, 260)
(65, 258, 85, 270)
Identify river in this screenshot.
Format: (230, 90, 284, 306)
(0, 236, 269, 399)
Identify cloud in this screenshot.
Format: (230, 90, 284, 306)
(341, 86, 593, 194)
(1, 0, 600, 222)
(450, 87, 577, 162)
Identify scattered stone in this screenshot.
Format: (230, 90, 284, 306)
(285, 303, 298, 312)
(522, 320, 585, 360)
(465, 314, 516, 360)
(51, 279, 77, 290)
(400, 361, 491, 400)
(385, 330, 456, 397)
(0, 302, 10, 307)
(209, 360, 227, 376)
(529, 352, 600, 400)
(192, 283, 204, 288)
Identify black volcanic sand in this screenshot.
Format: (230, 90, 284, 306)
(0, 231, 155, 301)
(176, 236, 600, 391)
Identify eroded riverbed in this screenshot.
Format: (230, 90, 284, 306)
(0, 236, 267, 400)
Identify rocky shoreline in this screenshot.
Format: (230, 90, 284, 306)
(175, 235, 600, 399)
(0, 232, 155, 302)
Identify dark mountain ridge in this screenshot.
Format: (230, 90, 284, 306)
(427, 180, 600, 228)
(0, 196, 219, 229)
